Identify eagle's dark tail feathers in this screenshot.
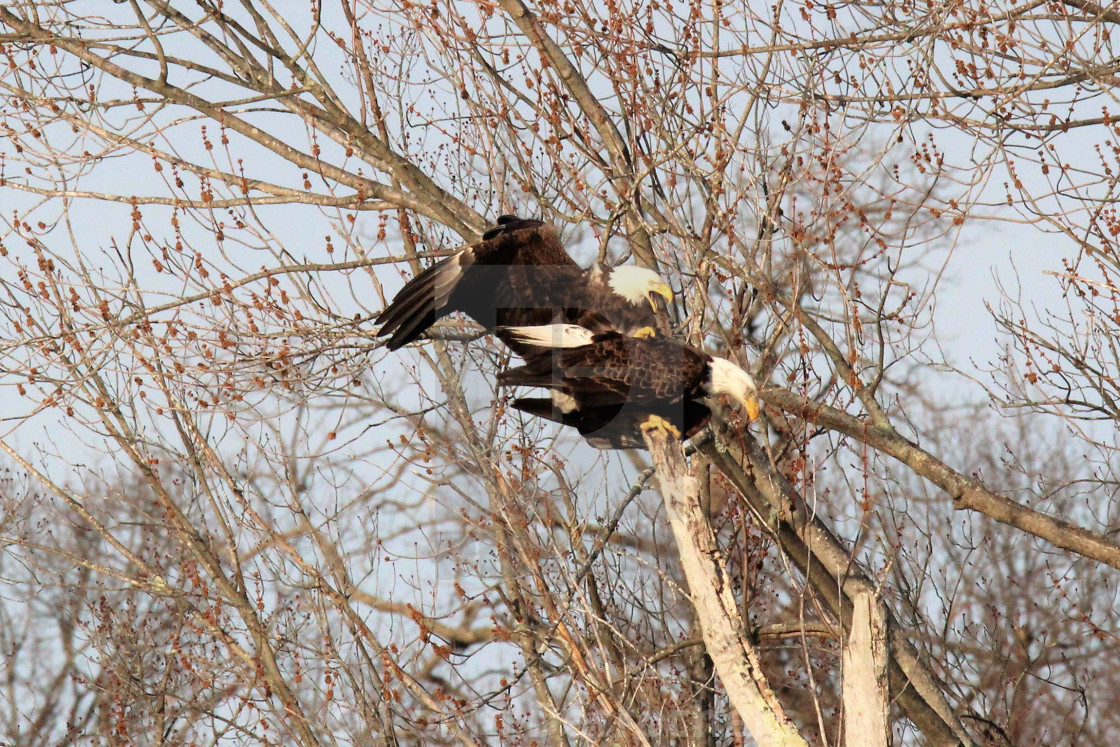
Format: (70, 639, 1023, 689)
(494, 361, 562, 389)
(509, 398, 644, 449)
(509, 397, 565, 423)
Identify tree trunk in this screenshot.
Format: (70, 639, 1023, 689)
(642, 425, 806, 746)
(843, 591, 890, 747)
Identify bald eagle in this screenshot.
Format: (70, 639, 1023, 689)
(376, 215, 673, 350)
(495, 324, 760, 449)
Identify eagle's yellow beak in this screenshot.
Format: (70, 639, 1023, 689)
(744, 394, 761, 422)
(647, 282, 673, 311)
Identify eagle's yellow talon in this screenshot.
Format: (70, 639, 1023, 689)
(632, 326, 657, 339)
(640, 414, 681, 439)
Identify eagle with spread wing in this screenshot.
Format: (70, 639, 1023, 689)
(495, 324, 760, 449)
(376, 215, 672, 350)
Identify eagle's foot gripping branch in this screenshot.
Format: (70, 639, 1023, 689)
(640, 414, 681, 439)
(631, 326, 658, 339)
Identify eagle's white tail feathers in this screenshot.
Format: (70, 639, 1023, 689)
(549, 389, 580, 414)
(499, 324, 595, 349)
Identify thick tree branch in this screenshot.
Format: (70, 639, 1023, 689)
(0, 7, 481, 237)
(762, 387, 1120, 570)
(494, 0, 657, 268)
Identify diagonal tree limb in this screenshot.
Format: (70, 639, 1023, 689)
(494, 0, 657, 269)
(761, 387, 1120, 571)
(0, 7, 482, 239)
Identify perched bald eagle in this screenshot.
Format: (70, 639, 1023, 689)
(376, 215, 672, 350)
(495, 324, 760, 449)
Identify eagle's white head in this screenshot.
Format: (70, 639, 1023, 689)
(607, 266, 674, 310)
(704, 357, 761, 421)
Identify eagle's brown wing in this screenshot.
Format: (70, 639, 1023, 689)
(376, 215, 582, 350)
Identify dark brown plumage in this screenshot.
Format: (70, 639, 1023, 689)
(497, 332, 712, 406)
(375, 215, 671, 350)
(495, 327, 759, 448)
